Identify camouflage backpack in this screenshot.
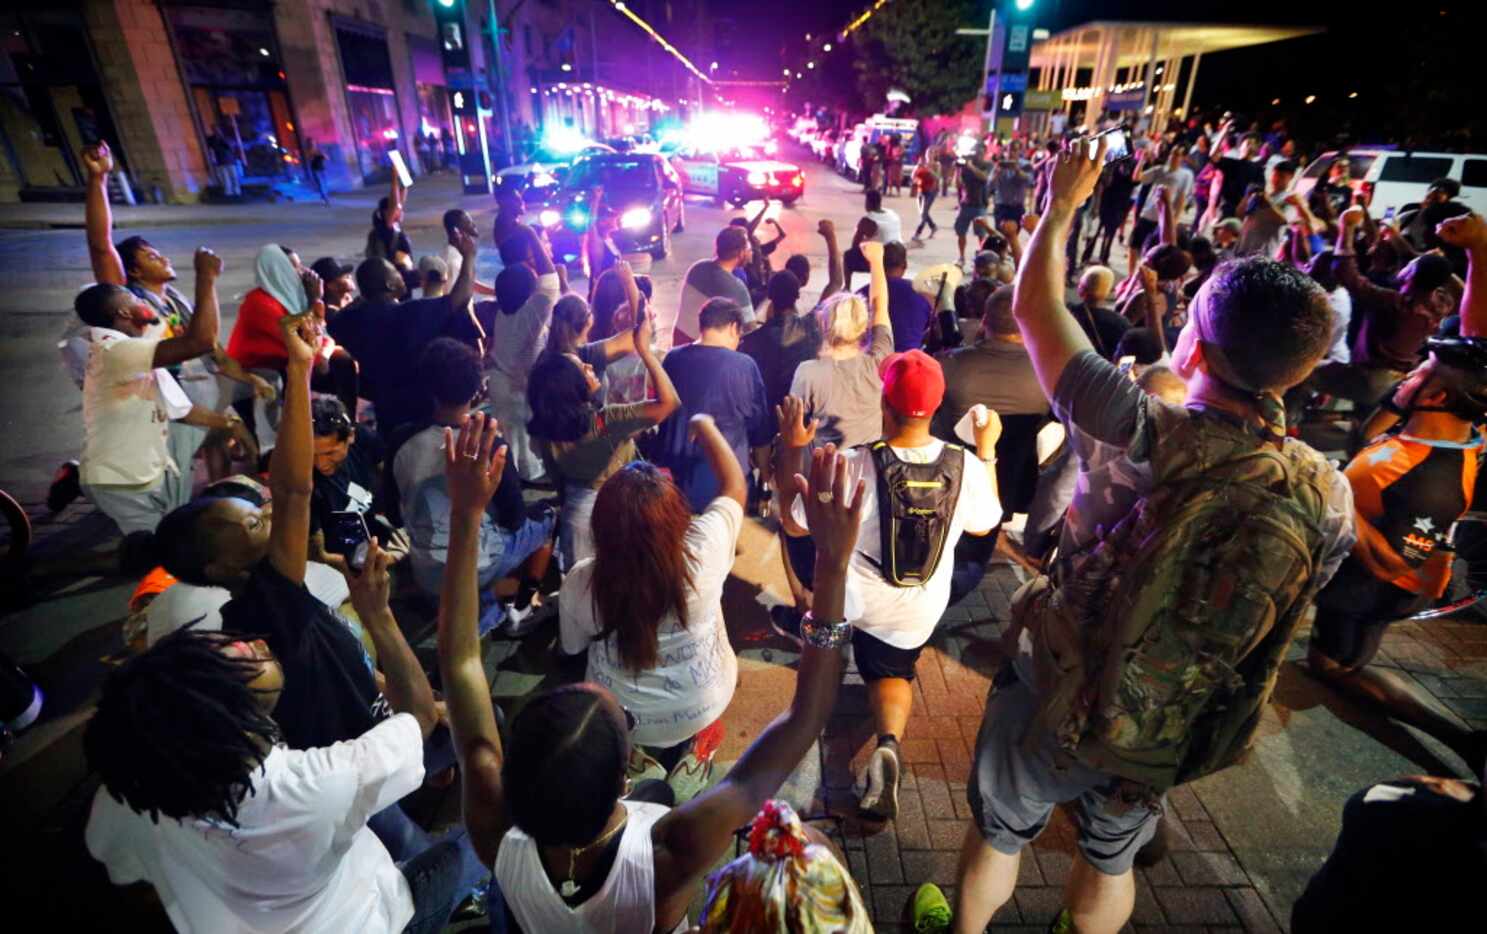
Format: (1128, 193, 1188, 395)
(1017, 402, 1337, 791)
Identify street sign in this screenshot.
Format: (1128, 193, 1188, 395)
(1107, 90, 1146, 111)
(1008, 25, 1028, 54)
(1024, 88, 1061, 111)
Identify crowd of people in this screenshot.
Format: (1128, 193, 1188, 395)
(57, 99, 1487, 934)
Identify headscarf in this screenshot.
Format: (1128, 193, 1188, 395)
(253, 244, 308, 316)
(698, 800, 871, 933)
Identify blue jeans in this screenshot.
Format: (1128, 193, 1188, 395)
(370, 726, 488, 896)
(401, 839, 465, 934)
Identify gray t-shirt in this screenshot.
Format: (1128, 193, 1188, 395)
(676, 259, 756, 341)
(789, 324, 894, 449)
(933, 338, 1049, 442)
(991, 161, 1033, 208)
(1137, 165, 1195, 221)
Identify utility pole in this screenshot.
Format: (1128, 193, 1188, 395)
(486, 0, 515, 168)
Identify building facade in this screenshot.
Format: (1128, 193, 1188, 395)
(0, 0, 691, 204)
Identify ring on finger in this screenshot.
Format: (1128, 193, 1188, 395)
(817, 491, 834, 504)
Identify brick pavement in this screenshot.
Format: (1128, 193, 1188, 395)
(806, 559, 1300, 933)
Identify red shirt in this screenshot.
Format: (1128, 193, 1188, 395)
(226, 288, 290, 371)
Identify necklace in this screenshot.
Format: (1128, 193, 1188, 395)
(560, 811, 629, 898)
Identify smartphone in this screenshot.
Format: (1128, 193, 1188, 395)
(1382, 207, 1396, 223)
(325, 509, 371, 572)
(1117, 355, 1137, 376)
(1087, 127, 1127, 163)
(387, 150, 414, 189)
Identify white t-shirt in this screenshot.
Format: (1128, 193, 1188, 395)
(1323, 286, 1352, 365)
(145, 561, 351, 648)
(1138, 166, 1195, 221)
(85, 713, 425, 934)
(790, 439, 1000, 649)
(80, 328, 193, 488)
(865, 208, 904, 245)
(485, 271, 561, 396)
(559, 497, 743, 746)
(442, 242, 464, 288)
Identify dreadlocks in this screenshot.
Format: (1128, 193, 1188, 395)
(84, 627, 280, 828)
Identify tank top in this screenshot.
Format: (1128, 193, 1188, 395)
(495, 800, 684, 934)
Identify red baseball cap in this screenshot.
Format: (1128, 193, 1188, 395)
(880, 350, 945, 418)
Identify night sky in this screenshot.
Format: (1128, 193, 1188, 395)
(710, 1, 1481, 148)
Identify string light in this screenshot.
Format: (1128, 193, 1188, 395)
(604, 0, 712, 85)
(781, 0, 891, 88)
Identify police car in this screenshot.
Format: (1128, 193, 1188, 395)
(670, 146, 805, 206)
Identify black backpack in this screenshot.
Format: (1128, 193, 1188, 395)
(864, 441, 965, 587)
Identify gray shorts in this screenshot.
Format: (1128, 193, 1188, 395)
(83, 421, 201, 534)
(966, 668, 1164, 876)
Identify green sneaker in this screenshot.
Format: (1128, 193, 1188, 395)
(912, 882, 952, 933)
(1047, 908, 1075, 934)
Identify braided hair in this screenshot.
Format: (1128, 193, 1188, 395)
(84, 627, 279, 827)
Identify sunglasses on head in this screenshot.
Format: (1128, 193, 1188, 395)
(622, 706, 637, 733)
(313, 410, 353, 437)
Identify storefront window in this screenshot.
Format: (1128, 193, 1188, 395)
(408, 34, 451, 174)
(0, 12, 120, 194)
(335, 22, 401, 184)
(165, 6, 299, 182)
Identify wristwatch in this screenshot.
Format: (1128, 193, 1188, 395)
(800, 612, 852, 649)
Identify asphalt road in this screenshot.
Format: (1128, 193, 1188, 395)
(0, 151, 958, 511)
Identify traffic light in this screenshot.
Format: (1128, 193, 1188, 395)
(432, 0, 469, 68)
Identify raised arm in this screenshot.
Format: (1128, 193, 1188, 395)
(1138, 264, 1170, 357)
(266, 312, 317, 584)
(633, 303, 680, 424)
(1436, 213, 1487, 337)
(446, 227, 479, 312)
(745, 199, 770, 235)
(861, 239, 890, 333)
(82, 143, 126, 286)
(772, 395, 817, 537)
(437, 413, 511, 867)
(652, 446, 860, 911)
(1334, 206, 1401, 309)
(1012, 140, 1102, 401)
(1156, 184, 1177, 247)
(819, 219, 844, 300)
(689, 413, 746, 507)
(151, 248, 222, 369)
(351, 538, 437, 739)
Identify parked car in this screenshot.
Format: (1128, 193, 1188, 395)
(537, 152, 685, 265)
(1294, 149, 1487, 216)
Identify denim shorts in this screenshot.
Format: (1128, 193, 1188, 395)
(967, 667, 1163, 876)
(954, 204, 987, 237)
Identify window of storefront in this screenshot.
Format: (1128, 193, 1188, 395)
(0, 11, 122, 196)
(408, 34, 451, 174)
(334, 20, 401, 184)
(163, 5, 300, 182)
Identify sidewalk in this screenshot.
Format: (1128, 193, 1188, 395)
(0, 173, 487, 231)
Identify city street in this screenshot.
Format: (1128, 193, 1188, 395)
(3, 153, 1487, 932)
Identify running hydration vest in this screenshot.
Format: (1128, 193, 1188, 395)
(865, 440, 965, 587)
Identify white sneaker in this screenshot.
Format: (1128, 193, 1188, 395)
(857, 743, 901, 820)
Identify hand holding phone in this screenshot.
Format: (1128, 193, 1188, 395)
(326, 509, 372, 572)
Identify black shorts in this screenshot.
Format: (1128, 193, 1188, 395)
(1310, 559, 1431, 669)
(993, 204, 1025, 226)
(1128, 217, 1158, 251)
(852, 626, 925, 682)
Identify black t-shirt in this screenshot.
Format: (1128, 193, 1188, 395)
(327, 296, 483, 436)
(310, 431, 385, 535)
(959, 159, 990, 207)
(1069, 302, 1133, 360)
(1215, 156, 1265, 215)
(1292, 780, 1487, 933)
(738, 311, 824, 412)
(1098, 161, 1138, 221)
(219, 560, 390, 750)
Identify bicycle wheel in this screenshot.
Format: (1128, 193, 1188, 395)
(0, 489, 30, 570)
(1404, 514, 1487, 622)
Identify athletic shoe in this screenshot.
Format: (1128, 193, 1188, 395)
(769, 605, 803, 647)
(912, 883, 952, 933)
(46, 461, 80, 513)
(665, 752, 715, 804)
(857, 741, 901, 820)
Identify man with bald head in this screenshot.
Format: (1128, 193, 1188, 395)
(327, 234, 483, 435)
(1067, 265, 1130, 360)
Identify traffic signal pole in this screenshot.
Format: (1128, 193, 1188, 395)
(487, 0, 515, 167)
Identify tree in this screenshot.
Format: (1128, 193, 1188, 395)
(851, 0, 983, 117)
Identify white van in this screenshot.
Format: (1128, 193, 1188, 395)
(1294, 149, 1487, 216)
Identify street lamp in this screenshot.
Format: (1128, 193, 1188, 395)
(823, 43, 832, 52)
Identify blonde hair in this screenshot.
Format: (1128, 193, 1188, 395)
(1079, 265, 1115, 303)
(815, 292, 870, 348)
